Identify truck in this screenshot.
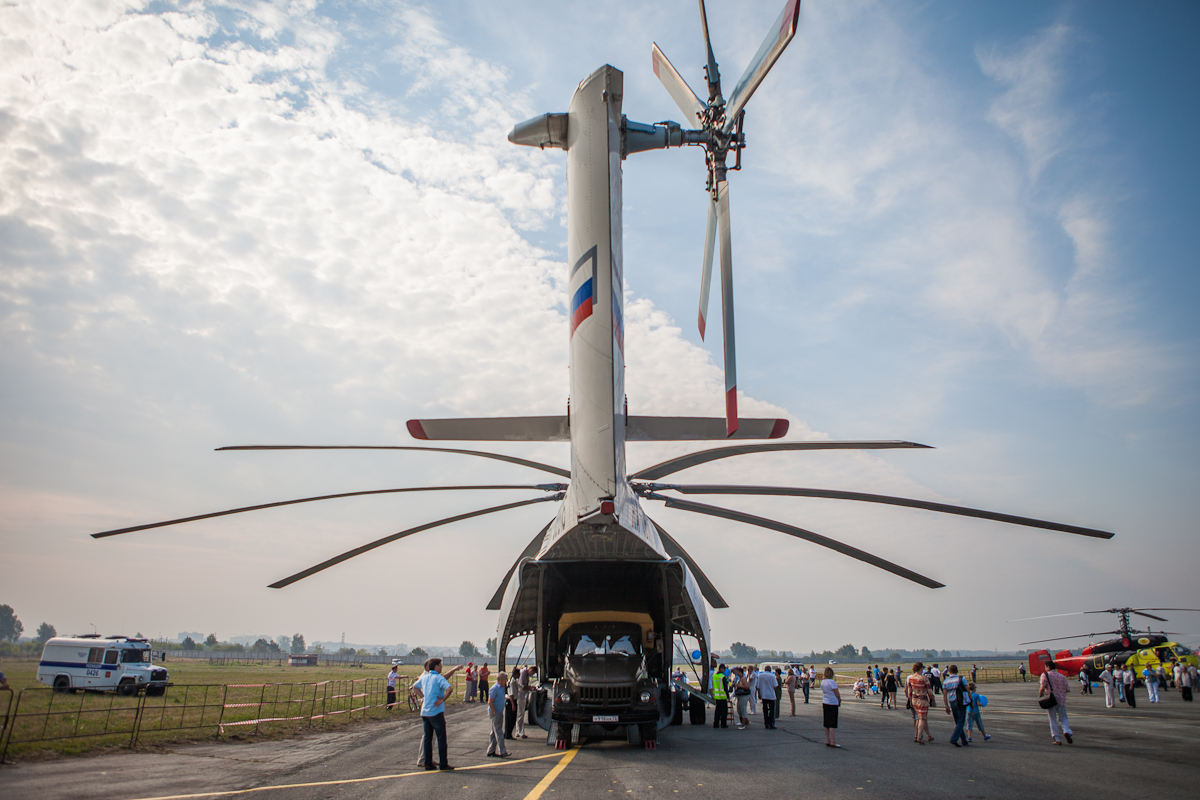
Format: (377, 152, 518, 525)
(38, 635, 170, 696)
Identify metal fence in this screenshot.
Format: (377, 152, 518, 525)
(162, 651, 480, 666)
(0, 674, 466, 762)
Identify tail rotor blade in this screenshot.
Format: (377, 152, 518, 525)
(698, 195, 717, 339)
(716, 180, 737, 436)
(697, 0, 723, 104)
(722, 0, 802, 132)
(651, 43, 706, 126)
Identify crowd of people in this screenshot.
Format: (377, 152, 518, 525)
(396, 654, 1198, 763)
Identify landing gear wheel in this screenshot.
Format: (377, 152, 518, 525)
(53, 676, 70, 694)
(670, 691, 684, 725)
(688, 695, 706, 725)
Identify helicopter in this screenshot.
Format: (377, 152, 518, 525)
(1013, 607, 1200, 682)
(90, 0, 1114, 749)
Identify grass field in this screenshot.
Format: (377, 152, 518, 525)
(1, 656, 1025, 761)
(0, 657, 484, 761)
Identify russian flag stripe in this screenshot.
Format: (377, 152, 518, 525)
(570, 278, 594, 334)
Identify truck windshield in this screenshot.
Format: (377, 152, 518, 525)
(571, 633, 640, 656)
(121, 649, 151, 663)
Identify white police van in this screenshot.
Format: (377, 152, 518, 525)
(38, 635, 170, 696)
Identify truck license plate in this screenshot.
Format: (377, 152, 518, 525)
(592, 715, 618, 723)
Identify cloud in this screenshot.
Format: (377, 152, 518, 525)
(754, 3, 1184, 410)
(2, 0, 1189, 653)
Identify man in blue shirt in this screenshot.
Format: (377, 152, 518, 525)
(941, 665, 969, 747)
(486, 672, 511, 757)
(413, 658, 454, 771)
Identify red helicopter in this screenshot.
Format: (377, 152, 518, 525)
(1012, 607, 1200, 680)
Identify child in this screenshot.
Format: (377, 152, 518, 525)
(964, 681, 991, 742)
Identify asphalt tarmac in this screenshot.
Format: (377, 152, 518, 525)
(2, 681, 1197, 799)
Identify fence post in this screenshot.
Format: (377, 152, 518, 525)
(0, 688, 21, 764)
(254, 683, 268, 737)
(131, 691, 148, 748)
(215, 685, 228, 737)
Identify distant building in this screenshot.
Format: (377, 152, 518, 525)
(289, 654, 319, 667)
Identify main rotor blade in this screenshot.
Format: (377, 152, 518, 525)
(1130, 610, 1170, 622)
(652, 495, 943, 589)
(269, 494, 563, 589)
(661, 485, 1114, 539)
(697, 0, 723, 104)
(651, 43, 706, 126)
(1134, 608, 1200, 613)
(1007, 612, 1088, 623)
(91, 484, 567, 539)
(648, 517, 728, 608)
(630, 440, 932, 481)
(216, 445, 570, 479)
(698, 194, 717, 340)
(716, 180, 737, 437)
(722, 0, 802, 133)
(487, 519, 555, 611)
(1018, 632, 1120, 646)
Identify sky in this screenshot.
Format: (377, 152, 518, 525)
(2, 0, 1198, 656)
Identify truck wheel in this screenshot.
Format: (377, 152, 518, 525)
(146, 685, 166, 697)
(53, 676, 71, 693)
(688, 695, 706, 725)
(670, 691, 684, 725)
(639, 722, 658, 749)
(117, 680, 138, 697)
(626, 724, 642, 747)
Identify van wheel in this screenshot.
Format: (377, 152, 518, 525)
(53, 676, 71, 693)
(117, 680, 138, 697)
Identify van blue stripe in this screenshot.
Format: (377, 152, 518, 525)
(40, 660, 103, 669)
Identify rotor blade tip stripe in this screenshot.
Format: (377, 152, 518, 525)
(697, 311, 706, 340)
(725, 388, 738, 437)
(769, 419, 789, 439)
(406, 420, 428, 440)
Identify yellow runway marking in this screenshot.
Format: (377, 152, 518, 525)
(125, 751, 568, 800)
(521, 747, 579, 800)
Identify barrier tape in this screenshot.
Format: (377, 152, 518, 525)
(218, 716, 307, 733)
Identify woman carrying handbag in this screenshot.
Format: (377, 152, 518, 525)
(1039, 660, 1074, 745)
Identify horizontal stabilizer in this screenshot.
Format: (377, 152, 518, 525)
(407, 416, 788, 442)
(408, 417, 570, 442)
(627, 416, 787, 441)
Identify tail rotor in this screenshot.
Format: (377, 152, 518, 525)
(651, 0, 802, 436)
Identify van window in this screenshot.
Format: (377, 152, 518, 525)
(121, 649, 150, 664)
(104, 650, 119, 665)
(88, 647, 105, 663)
